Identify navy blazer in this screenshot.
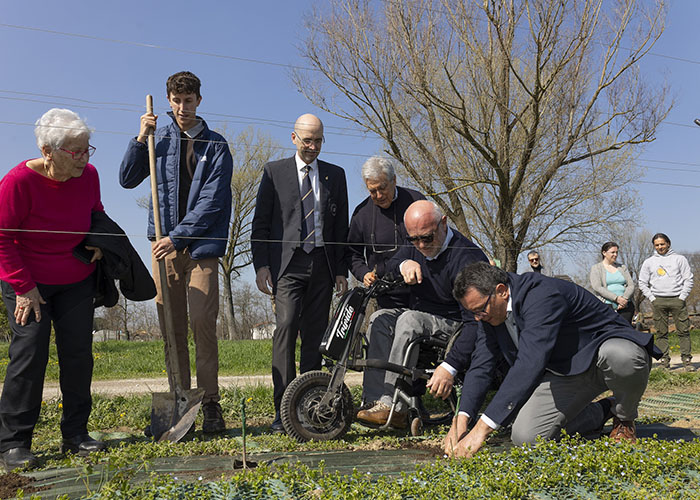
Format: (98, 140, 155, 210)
(459, 272, 660, 426)
(251, 156, 348, 282)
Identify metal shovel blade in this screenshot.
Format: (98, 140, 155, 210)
(150, 387, 205, 442)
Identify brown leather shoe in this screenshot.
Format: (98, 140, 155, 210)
(609, 416, 636, 443)
(356, 402, 407, 428)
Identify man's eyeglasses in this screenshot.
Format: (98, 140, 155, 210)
(294, 133, 325, 147)
(59, 145, 96, 160)
(471, 293, 492, 318)
(406, 231, 436, 244)
(528, 257, 539, 263)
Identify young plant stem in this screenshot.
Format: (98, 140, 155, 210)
(241, 397, 247, 469)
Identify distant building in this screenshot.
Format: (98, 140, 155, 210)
(93, 329, 122, 342)
(251, 322, 275, 340)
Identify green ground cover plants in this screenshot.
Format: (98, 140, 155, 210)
(3, 369, 698, 499)
(79, 437, 700, 500)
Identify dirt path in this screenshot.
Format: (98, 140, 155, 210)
(37, 372, 365, 399)
(29, 355, 697, 400)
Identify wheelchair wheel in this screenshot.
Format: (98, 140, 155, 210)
(410, 416, 423, 437)
(280, 370, 354, 442)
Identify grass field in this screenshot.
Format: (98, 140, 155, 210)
(0, 339, 284, 381)
(1, 330, 699, 383)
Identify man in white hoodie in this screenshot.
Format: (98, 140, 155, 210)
(638, 233, 694, 371)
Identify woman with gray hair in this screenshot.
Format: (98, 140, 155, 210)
(0, 108, 105, 471)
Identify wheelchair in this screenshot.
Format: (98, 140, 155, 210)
(280, 275, 463, 442)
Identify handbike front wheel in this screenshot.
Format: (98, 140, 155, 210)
(280, 370, 354, 442)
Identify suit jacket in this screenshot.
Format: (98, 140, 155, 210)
(459, 272, 660, 426)
(251, 156, 348, 282)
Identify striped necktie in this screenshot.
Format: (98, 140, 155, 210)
(300, 165, 315, 253)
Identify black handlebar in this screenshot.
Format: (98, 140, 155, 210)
(367, 273, 406, 298)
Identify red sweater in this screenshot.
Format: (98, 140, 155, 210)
(0, 160, 104, 294)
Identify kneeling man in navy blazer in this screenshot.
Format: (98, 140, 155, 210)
(442, 262, 660, 457)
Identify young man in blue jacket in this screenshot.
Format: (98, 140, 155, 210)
(119, 71, 233, 433)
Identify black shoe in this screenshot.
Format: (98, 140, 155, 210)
(202, 402, 226, 433)
(1, 447, 37, 471)
(591, 397, 615, 435)
(270, 413, 285, 434)
(61, 434, 105, 456)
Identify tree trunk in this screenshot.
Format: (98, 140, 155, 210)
(222, 275, 237, 340)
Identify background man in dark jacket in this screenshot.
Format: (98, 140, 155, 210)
(347, 156, 425, 309)
(119, 71, 232, 433)
(251, 113, 348, 433)
(445, 262, 660, 457)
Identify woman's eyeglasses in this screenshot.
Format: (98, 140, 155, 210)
(59, 145, 96, 160)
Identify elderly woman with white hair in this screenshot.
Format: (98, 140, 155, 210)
(0, 108, 105, 471)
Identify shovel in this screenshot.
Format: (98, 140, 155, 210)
(145, 94, 205, 441)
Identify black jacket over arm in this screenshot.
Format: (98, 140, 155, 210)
(80, 211, 156, 308)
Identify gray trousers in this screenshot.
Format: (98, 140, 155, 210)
(511, 338, 651, 446)
(362, 308, 461, 410)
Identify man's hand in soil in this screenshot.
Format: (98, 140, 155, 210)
(447, 418, 493, 458)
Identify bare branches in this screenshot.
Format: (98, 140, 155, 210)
(296, 0, 669, 270)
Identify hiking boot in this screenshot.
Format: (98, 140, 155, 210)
(609, 417, 636, 444)
(356, 402, 407, 428)
(683, 359, 695, 372)
(202, 402, 226, 433)
(660, 358, 671, 370)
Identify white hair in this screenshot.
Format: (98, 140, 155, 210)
(361, 156, 396, 182)
(34, 108, 91, 151)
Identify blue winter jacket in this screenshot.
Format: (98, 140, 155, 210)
(119, 113, 233, 259)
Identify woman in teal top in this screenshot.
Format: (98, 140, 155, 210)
(589, 241, 635, 324)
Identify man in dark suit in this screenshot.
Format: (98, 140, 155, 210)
(443, 262, 660, 457)
(251, 113, 348, 432)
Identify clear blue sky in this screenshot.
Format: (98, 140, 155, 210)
(0, 1, 698, 279)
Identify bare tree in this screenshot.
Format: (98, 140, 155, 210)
(95, 295, 130, 340)
(219, 128, 281, 339)
(218, 282, 275, 340)
(615, 228, 653, 314)
(682, 252, 700, 314)
(295, 0, 670, 271)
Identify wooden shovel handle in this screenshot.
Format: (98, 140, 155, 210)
(146, 95, 164, 241)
